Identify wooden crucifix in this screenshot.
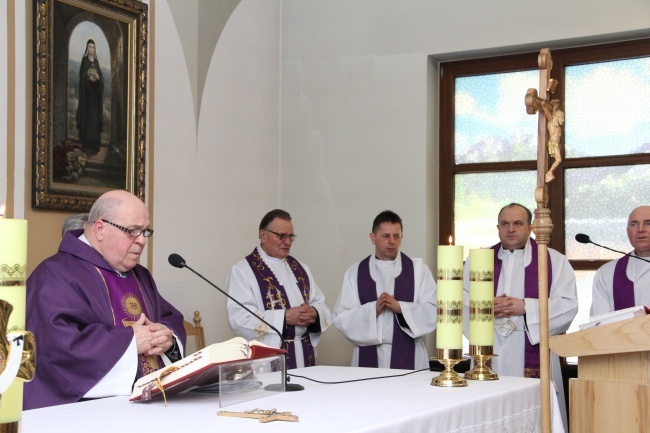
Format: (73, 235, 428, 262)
(524, 48, 563, 433)
(525, 56, 565, 186)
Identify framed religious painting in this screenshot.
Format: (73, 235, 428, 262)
(33, 0, 148, 210)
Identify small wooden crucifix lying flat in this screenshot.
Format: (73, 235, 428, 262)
(218, 408, 299, 423)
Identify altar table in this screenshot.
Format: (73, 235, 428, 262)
(21, 365, 564, 433)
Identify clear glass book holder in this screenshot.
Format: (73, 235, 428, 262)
(212, 355, 285, 407)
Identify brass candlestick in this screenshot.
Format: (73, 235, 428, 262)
(0, 301, 36, 433)
(465, 345, 498, 380)
(0, 214, 30, 433)
(431, 348, 467, 387)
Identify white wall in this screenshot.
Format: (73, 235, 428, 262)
(150, 0, 281, 346)
(277, 0, 650, 365)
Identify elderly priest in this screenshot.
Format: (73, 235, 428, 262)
(591, 205, 650, 314)
(24, 190, 185, 409)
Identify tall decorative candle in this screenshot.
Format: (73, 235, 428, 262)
(468, 249, 494, 347)
(436, 244, 464, 353)
(0, 209, 28, 429)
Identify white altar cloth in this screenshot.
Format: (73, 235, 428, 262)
(22, 365, 564, 433)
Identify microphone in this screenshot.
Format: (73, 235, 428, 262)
(574, 234, 650, 263)
(168, 253, 304, 391)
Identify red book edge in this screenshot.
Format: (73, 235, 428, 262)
(129, 346, 285, 402)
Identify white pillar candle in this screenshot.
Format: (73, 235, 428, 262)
(436, 245, 463, 350)
(468, 249, 494, 346)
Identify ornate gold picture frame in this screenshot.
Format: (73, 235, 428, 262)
(33, 0, 148, 210)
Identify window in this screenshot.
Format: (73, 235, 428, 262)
(439, 39, 650, 334)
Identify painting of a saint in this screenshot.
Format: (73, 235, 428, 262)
(33, 0, 147, 211)
(76, 38, 104, 155)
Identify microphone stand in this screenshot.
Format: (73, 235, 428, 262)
(576, 235, 650, 264)
(591, 241, 650, 264)
(169, 254, 304, 391)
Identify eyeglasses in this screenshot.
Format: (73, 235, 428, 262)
(101, 219, 154, 238)
(265, 229, 297, 242)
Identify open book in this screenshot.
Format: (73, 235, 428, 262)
(130, 337, 285, 402)
(578, 305, 650, 330)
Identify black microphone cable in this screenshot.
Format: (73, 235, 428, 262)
(288, 367, 431, 385)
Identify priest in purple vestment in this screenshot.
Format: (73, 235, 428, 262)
(591, 205, 650, 315)
(24, 190, 186, 410)
(333, 210, 437, 370)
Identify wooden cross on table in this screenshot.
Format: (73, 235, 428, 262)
(218, 408, 299, 423)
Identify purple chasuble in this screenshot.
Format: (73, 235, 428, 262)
(492, 239, 551, 378)
(245, 249, 315, 369)
(356, 253, 416, 370)
(613, 255, 635, 310)
(24, 229, 185, 410)
(97, 268, 164, 376)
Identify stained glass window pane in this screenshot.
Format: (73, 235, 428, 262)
(565, 58, 650, 158)
(454, 171, 537, 257)
(565, 165, 650, 260)
(455, 71, 539, 164)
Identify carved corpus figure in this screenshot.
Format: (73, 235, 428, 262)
(524, 88, 564, 183)
(541, 100, 564, 182)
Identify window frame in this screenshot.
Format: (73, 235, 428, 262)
(439, 38, 650, 272)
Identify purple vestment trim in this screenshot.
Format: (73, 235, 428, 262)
(97, 268, 164, 376)
(357, 253, 416, 370)
(245, 249, 315, 368)
(613, 255, 635, 310)
(492, 239, 551, 378)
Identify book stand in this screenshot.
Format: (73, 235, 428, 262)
(217, 355, 285, 407)
(549, 315, 650, 432)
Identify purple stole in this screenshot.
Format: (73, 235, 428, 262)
(492, 239, 551, 379)
(613, 255, 635, 310)
(357, 253, 416, 370)
(97, 268, 164, 377)
(245, 249, 315, 369)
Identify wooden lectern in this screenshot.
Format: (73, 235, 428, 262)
(549, 314, 650, 433)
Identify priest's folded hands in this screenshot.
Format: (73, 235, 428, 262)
(285, 303, 318, 327)
(376, 292, 402, 316)
(493, 294, 525, 318)
(132, 313, 175, 355)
